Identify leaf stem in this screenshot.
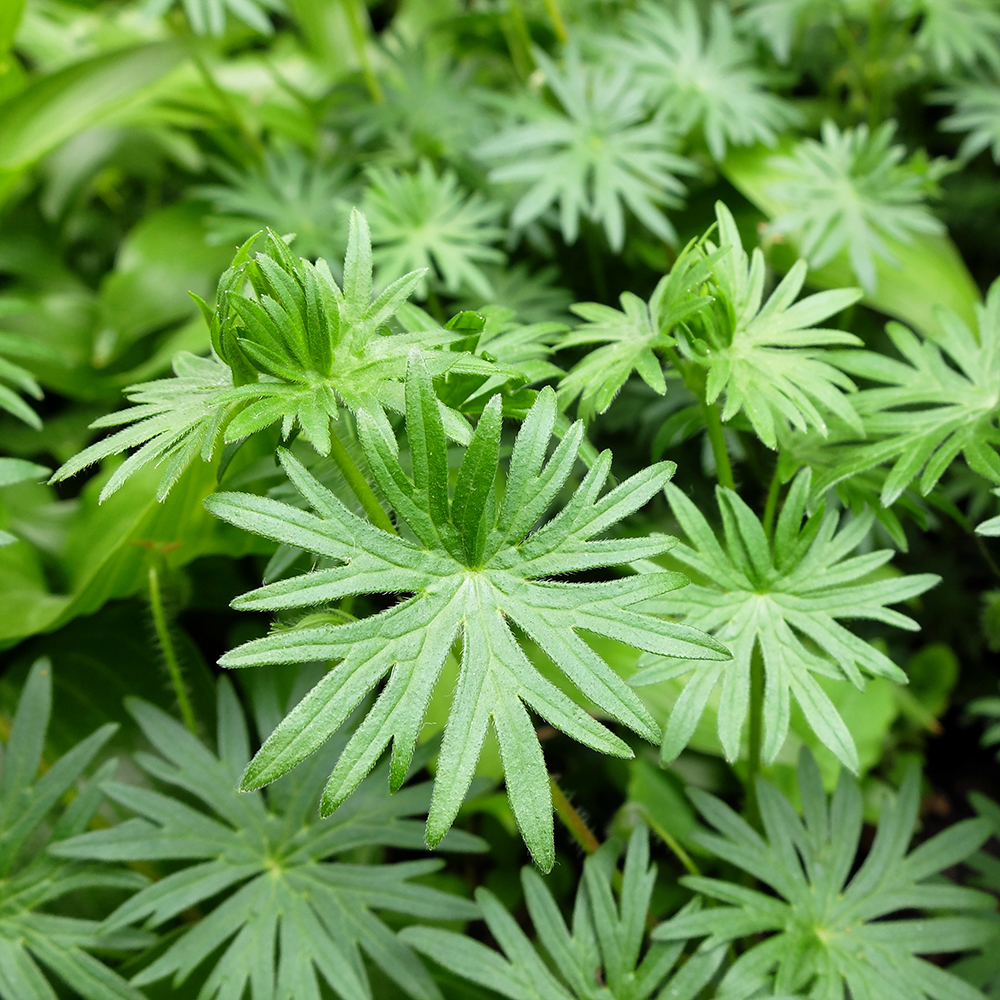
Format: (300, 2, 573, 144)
(341, 0, 384, 104)
(701, 396, 735, 490)
(148, 562, 197, 735)
(745, 641, 764, 825)
(640, 807, 700, 876)
(550, 775, 600, 854)
(541, 0, 568, 42)
(328, 425, 397, 534)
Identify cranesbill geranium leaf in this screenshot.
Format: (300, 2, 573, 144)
(402, 825, 725, 1000)
(630, 469, 939, 770)
(0, 659, 151, 1000)
(52, 675, 481, 1000)
(205, 353, 729, 869)
(52, 210, 510, 501)
(655, 748, 995, 999)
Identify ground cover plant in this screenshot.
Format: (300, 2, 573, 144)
(7, 0, 1000, 996)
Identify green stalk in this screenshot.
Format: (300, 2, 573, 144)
(342, 0, 383, 104)
(541, 0, 568, 42)
(328, 425, 397, 534)
(640, 808, 700, 876)
(744, 642, 765, 825)
(701, 396, 735, 490)
(663, 345, 734, 490)
(550, 775, 600, 854)
(148, 563, 197, 735)
(502, 0, 535, 79)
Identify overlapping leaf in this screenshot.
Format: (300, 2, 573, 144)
(612, 0, 799, 161)
(205, 354, 728, 869)
(655, 748, 995, 999)
(0, 659, 150, 1000)
(479, 46, 697, 252)
(52, 211, 506, 501)
(53, 675, 481, 1000)
(630, 469, 939, 770)
(403, 825, 724, 1000)
(817, 277, 1000, 505)
(676, 202, 863, 449)
(558, 242, 712, 420)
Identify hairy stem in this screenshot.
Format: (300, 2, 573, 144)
(745, 641, 765, 825)
(148, 563, 197, 735)
(328, 425, 397, 534)
(550, 775, 600, 854)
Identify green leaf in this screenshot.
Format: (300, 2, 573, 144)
(208, 360, 726, 867)
(0, 42, 187, 171)
(655, 749, 995, 1000)
(364, 160, 505, 300)
(53, 676, 480, 1000)
(480, 45, 697, 252)
(404, 826, 725, 999)
(677, 202, 863, 449)
(0, 659, 149, 1000)
(631, 470, 938, 770)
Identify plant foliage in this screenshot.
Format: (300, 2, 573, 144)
(205, 355, 727, 869)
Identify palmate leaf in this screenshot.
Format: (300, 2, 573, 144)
(735, 0, 836, 63)
(911, 0, 1000, 72)
(195, 146, 354, 266)
(0, 659, 151, 1000)
(52, 210, 507, 501)
(363, 160, 506, 300)
(655, 748, 996, 1000)
(630, 469, 939, 770)
(558, 240, 713, 420)
(205, 353, 728, 869)
(937, 80, 1000, 164)
(0, 320, 60, 431)
(612, 0, 799, 161)
(479, 46, 697, 252)
(402, 825, 725, 1000)
(816, 278, 1000, 506)
(678, 202, 864, 450)
(767, 121, 945, 293)
(52, 675, 482, 1000)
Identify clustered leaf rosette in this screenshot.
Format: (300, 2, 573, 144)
(611, 0, 800, 161)
(402, 825, 726, 1000)
(52, 210, 511, 502)
(479, 46, 697, 252)
(766, 120, 945, 293)
(814, 277, 1000, 505)
(363, 160, 506, 301)
(204, 353, 729, 870)
(630, 469, 939, 771)
(677, 202, 864, 449)
(195, 146, 354, 266)
(656, 748, 995, 999)
(0, 659, 151, 1000)
(53, 675, 482, 1000)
